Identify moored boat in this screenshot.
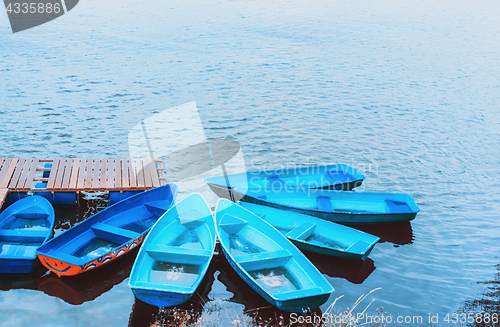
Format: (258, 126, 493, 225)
(129, 193, 216, 307)
(0, 196, 55, 273)
(215, 199, 333, 313)
(240, 188, 419, 224)
(239, 202, 380, 260)
(36, 184, 177, 277)
(205, 164, 365, 201)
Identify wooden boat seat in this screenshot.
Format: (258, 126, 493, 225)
(0, 229, 47, 242)
(274, 286, 324, 300)
(286, 222, 316, 241)
(146, 244, 211, 265)
(144, 201, 174, 216)
(346, 240, 370, 253)
(91, 223, 141, 244)
(316, 196, 334, 212)
(235, 249, 292, 271)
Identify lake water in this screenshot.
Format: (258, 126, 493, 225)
(1, 0, 500, 326)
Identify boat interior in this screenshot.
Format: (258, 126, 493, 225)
(133, 208, 213, 292)
(218, 213, 322, 298)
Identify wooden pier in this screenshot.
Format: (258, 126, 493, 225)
(0, 157, 166, 208)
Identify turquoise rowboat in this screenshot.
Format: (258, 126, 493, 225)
(205, 164, 365, 201)
(215, 199, 333, 313)
(0, 196, 55, 273)
(239, 202, 380, 260)
(129, 193, 216, 308)
(240, 188, 419, 224)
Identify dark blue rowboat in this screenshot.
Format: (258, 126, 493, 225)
(240, 188, 419, 224)
(205, 164, 365, 201)
(0, 196, 55, 273)
(36, 185, 177, 277)
(239, 202, 380, 260)
(215, 199, 333, 313)
(129, 193, 216, 308)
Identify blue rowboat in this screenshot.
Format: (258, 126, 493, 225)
(129, 193, 216, 308)
(0, 196, 55, 273)
(36, 185, 177, 277)
(205, 164, 365, 201)
(239, 202, 380, 260)
(240, 188, 419, 224)
(215, 199, 333, 313)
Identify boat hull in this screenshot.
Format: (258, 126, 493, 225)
(240, 189, 419, 225)
(219, 244, 331, 312)
(239, 202, 379, 260)
(215, 199, 334, 313)
(37, 234, 145, 277)
(205, 164, 365, 201)
(243, 196, 417, 224)
(36, 185, 177, 277)
(0, 258, 38, 274)
(131, 287, 193, 308)
(0, 196, 55, 273)
(129, 193, 216, 308)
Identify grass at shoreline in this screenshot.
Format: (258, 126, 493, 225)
(150, 289, 386, 327)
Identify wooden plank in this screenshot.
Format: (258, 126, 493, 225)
(8, 158, 27, 189)
(141, 159, 152, 188)
(0, 158, 4, 169)
(106, 159, 114, 189)
(0, 158, 18, 188)
(85, 159, 94, 189)
(100, 159, 107, 189)
(128, 159, 137, 188)
(61, 159, 73, 189)
(121, 159, 129, 189)
(115, 159, 122, 189)
(22, 158, 40, 189)
(77, 159, 87, 189)
(0, 189, 8, 209)
(46, 159, 60, 189)
(144, 158, 158, 188)
(91, 159, 100, 189)
(16, 158, 33, 189)
(53, 159, 68, 189)
(136, 159, 145, 188)
(69, 159, 81, 189)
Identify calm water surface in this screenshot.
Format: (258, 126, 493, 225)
(1, 0, 500, 326)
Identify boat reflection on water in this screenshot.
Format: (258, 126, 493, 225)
(0, 262, 46, 291)
(350, 221, 414, 246)
(128, 255, 217, 327)
(38, 247, 138, 305)
(215, 252, 323, 327)
(304, 254, 375, 285)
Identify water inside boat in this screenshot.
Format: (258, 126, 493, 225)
(149, 262, 200, 286)
(303, 234, 347, 250)
(72, 238, 121, 258)
(229, 235, 264, 256)
(250, 267, 301, 293)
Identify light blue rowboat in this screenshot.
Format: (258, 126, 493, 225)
(0, 196, 55, 273)
(36, 185, 177, 277)
(239, 202, 380, 260)
(129, 193, 216, 308)
(215, 199, 333, 313)
(205, 164, 365, 201)
(240, 188, 419, 224)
